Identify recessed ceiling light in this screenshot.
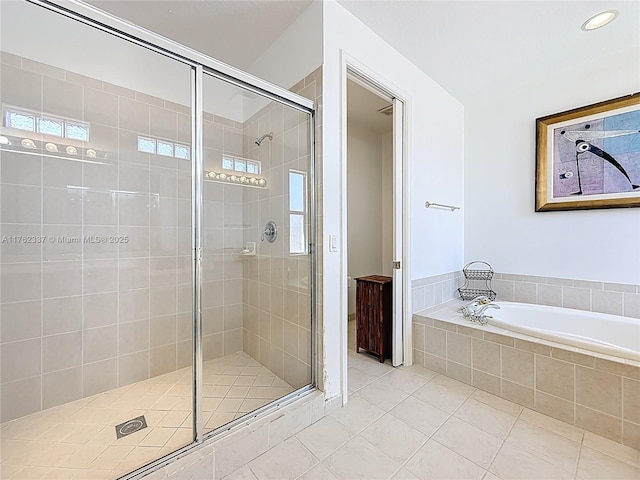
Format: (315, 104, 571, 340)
(582, 10, 617, 31)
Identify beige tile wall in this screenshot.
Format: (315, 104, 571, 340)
(412, 271, 640, 320)
(493, 273, 640, 318)
(413, 314, 640, 449)
(240, 67, 322, 389)
(0, 52, 193, 422)
(0, 53, 320, 425)
(412, 271, 464, 313)
(201, 109, 247, 361)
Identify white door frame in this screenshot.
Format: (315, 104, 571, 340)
(340, 51, 412, 404)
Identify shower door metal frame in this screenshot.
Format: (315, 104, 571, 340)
(23, 1, 318, 478)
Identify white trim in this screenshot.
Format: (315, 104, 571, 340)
(402, 96, 413, 366)
(392, 97, 403, 367)
(339, 51, 349, 406)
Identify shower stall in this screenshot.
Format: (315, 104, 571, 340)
(0, 1, 316, 478)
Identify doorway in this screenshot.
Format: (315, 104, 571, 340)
(344, 69, 407, 399)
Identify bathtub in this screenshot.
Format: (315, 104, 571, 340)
(488, 302, 640, 362)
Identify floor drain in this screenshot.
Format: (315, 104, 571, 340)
(115, 415, 147, 439)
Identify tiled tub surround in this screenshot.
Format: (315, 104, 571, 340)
(411, 271, 464, 313)
(413, 300, 640, 449)
(493, 273, 640, 319)
(412, 271, 640, 319)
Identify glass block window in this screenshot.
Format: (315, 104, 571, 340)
(175, 144, 190, 160)
(222, 155, 261, 175)
(138, 137, 156, 154)
(65, 122, 89, 141)
(289, 170, 307, 255)
(157, 140, 173, 157)
(5, 110, 36, 132)
(4, 108, 90, 141)
(222, 157, 234, 170)
(247, 161, 260, 174)
(137, 135, 190, 160)
(234, 159, 246, 172)
(38, 118, 63, 137)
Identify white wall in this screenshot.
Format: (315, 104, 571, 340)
(247, 0, 323, 90)
(464, 55, 640, 284)
(346, 119, 383, 315)
(381, 130, 393, 277)
(322, 0, 465, 398)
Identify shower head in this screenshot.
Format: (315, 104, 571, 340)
(255, 132, 273, 146)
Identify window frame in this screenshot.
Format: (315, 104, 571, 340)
(288, 169, 308, 255)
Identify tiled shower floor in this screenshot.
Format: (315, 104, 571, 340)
(0, 352, 293, 480)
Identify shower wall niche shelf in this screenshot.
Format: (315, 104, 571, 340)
(457, 261, 496, 300)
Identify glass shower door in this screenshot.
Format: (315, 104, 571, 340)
(1, 1, 315, 477)
(200, 73, 313, 434)
(0, 1, 194, 477)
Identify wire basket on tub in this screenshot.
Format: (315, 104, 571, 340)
(457, 261, 496, 301)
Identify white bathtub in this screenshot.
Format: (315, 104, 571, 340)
(488, 302, 640, 362)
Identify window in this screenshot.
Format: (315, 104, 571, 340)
(138, 137, 156, 154)
(157, 140, 173, 157)
(247, 162, 260, 174)
(221, 155, 260, 175)
(4, 108, 89, 141)
(174, 144, 190, 160)
(6, 110, 36, 132)
(37, 117, 63, 137)
(65, 122, 89, 141)
(137, 135, 190, 160)
(289, 170, 307, 255)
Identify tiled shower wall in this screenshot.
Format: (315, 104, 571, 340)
(0, 52, 322, 424)
(0, 52, 195, 422)
(241, 67, 322, 389)
(201, 112, 247, 362)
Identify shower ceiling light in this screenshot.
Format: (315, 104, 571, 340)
(204, 170, 267, 188)
(21, 138, 36, 149)
(582, 10, 617, 30)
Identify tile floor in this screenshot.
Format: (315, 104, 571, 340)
(0, 352, 293, 480)
(222, 321, 640, 480)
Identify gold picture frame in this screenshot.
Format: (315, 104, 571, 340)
(535, 92, 640, 211)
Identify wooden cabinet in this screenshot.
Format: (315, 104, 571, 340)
(355, 275, 392, 363)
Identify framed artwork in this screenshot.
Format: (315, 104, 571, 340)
(535, 92, 640, 211)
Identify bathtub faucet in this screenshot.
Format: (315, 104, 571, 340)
(472, 303, 501, 326)
(457, 296, 492, 319)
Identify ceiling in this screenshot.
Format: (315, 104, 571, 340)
(84, 1, 639, 107)
(337, 1, 640, 106)
(86, 0, 313, 70)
